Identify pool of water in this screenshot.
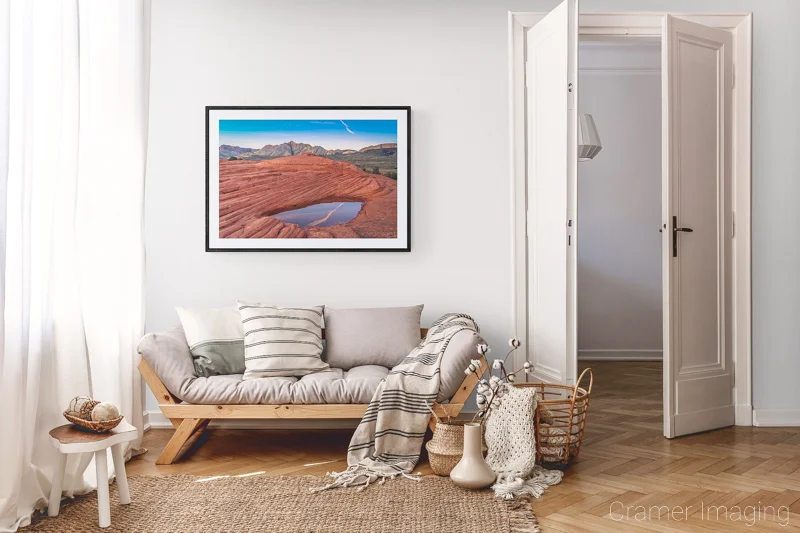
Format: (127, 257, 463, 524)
(272, 201, 363, 228)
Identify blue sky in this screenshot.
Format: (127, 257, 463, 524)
(219, 119, 397, 151)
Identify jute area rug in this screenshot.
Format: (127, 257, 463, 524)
(25, 474, 540, 533)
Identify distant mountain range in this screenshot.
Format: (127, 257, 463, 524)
(220, 140, 399, 178)
(219, 141, 397, 161)
(219, 145, 254, 158)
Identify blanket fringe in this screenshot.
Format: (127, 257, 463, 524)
(311, 466, 422, 493)
(507, 498, 541, 533)
(491, 466, 564, 501)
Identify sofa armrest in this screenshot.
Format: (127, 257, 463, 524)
(438, 329, 484, 402)
(137, 326, 197, 402)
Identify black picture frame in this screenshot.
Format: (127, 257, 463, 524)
(205, 106, 411, 252)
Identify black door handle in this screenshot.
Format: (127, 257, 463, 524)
(672, 216, 693, 257)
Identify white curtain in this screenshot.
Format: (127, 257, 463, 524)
(0, 1, 150, 531)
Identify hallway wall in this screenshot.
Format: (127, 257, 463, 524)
(577, 41, 663, 360)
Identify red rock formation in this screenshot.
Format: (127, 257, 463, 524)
(218, 154, 397, 239)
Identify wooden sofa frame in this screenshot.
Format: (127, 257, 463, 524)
(139, 328, 485, 465)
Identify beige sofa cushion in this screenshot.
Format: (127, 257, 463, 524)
(137, 324, 483, 404)
(172, 366, 388, 405)
(323, 305, 423, 370)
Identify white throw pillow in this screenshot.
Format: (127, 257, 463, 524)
(238, 302, 330, 379)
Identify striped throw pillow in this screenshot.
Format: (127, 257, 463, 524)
(238, 302, 330, 379)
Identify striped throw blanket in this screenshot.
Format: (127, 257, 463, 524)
(314, 313, 480, 492)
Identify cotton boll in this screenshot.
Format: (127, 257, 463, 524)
(492, 359, 503, 370)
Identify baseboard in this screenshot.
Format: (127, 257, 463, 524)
(753, 409, 800, 427)
(578, 349, 662, 361)
(735, 404, 753, 426)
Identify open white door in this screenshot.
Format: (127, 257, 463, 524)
(525, 0, 578, 385)
(663, 15, 735, 438)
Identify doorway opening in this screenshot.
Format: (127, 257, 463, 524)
(576, 37, 664, 420)
(511, 9, 752, 438)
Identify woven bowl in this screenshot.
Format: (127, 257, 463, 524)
(63, 411, 123, 433)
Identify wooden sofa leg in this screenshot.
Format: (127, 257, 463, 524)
(155, 418, 209, 465)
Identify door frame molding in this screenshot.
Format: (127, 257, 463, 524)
(508, 12, 753, 425)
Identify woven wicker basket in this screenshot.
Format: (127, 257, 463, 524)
(425, 420, 487, 476)
(516, 367, 593, 467)
(63, 411, 123, 433)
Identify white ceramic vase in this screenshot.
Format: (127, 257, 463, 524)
(449, 422, 496, 489)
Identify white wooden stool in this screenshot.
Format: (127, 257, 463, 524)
(48, 420, 137, 528)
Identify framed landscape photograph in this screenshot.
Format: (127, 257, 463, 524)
(206, 106, 410, 251)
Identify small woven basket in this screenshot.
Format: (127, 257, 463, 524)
(63, 411, 123, 433)
(425, 420, 486, 476)
(516, 367, 593, 467)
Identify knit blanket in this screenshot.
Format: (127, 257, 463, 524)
(314, 313, 480, 492)
(485, 385, 563, 500)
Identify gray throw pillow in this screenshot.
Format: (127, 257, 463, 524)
(175, 306, 245, 377)
(323, 305, 424, 370)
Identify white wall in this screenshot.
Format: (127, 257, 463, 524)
(146, 0, 800, 419)
(144, 0, 535, 413)
(577, 41, 662, 360)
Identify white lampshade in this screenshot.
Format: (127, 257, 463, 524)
(578, 114, 602, 161)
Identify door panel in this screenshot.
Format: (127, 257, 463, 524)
(525, 0, 578, 385)
(663, 15, 734, 437)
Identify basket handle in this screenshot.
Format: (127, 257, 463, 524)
(575, 367, 593, 395)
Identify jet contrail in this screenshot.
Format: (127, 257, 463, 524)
(340, 120, 355, 135)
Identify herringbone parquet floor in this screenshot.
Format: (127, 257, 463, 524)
(129, 362, 800, 532)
